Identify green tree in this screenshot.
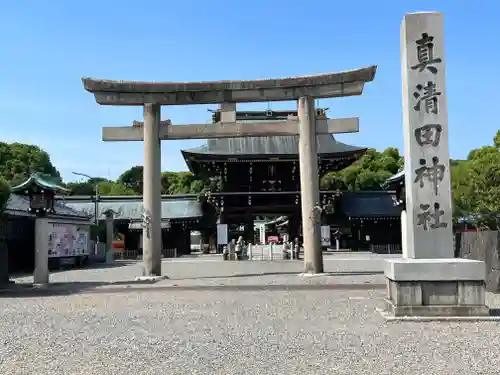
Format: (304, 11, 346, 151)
(494, 130, 500, 149)
(118, 165, 219, 196)
(164, 172, 194, 194)
(0, 142, 61, 185)
(320, 147, 403, 191)
(117, 165, 144, 195)
(467, 148, 500, 215)
(118, 166, 143, 194)
(97, 181, 136, 196)
(450, 159, 471, 220)
(447, 130, 500, 227)
(67, 177, 108, 195)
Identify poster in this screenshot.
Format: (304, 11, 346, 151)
(217, 224, 228, 246)
(321, 225, 331, 247)
(47, 223, 89, 258)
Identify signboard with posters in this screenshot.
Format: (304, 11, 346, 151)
(217, 224, 228, 246)
(47, 223, 90, 258)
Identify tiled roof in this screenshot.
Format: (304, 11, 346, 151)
(10, 173, 69, 193)
(6, 194, 90, 219)
(183, 134, 365, 156)
(383, 170, 405, 188)
(182, 115, 366, 157)
(62, 199, 203, 221)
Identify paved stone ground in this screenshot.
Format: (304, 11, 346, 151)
(2, 253, 500, 374)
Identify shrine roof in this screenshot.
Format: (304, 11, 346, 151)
(11, 173, 69, 194)
(5, 194, 89, 220)
(61, 198, 202, 221)
(341, 192, 402, 218)
(382, 170, 405, 189)
(182, 135, 366, 157)
(182, 109, 366, 157)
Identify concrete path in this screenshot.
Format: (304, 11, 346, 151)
(11, 252, 397, 284)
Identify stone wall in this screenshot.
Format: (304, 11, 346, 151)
(456, 230, 500, 292)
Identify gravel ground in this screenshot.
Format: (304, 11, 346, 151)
(2, 254, 500, 375)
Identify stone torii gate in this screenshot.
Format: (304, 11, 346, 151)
(82, 67, 376, 278)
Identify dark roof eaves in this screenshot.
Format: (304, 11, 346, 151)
(181, 148, 367, 158)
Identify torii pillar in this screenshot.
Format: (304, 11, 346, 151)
(142, 104, 163, 277)
(298, 96, 322, 273)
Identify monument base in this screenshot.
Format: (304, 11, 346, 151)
(383, 258, 489, 318)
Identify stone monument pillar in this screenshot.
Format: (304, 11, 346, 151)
(298, 96, 323, 274)
(104, 210, 114, 264)
(384, 12, 488, 318)
(142, 103, 163, 277)
(400, 210, 409, 258)
(33, 217, 49, 285)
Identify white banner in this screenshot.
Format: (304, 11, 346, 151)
(321, 225, 331, 247)
(217, 224, 228, 246)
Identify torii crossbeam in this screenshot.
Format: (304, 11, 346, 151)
(102, 116, 360, 141)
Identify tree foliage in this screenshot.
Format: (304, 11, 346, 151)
(459, 130, 500, 226)
(116, 167, 215, 195)
(117, 166, 143, 194)
(66, 177, 108, 195)
(96, 181, 136, 196)
(320, 147, 403, 191)
(0, 142, 61, 186)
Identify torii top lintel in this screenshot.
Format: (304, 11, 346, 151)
(81, 66, 377, 106)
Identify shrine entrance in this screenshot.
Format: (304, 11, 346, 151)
(82, 66, 376, 278)
(181, 108, 367, 253)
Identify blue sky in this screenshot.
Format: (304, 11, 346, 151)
(1, 0, 498, 183)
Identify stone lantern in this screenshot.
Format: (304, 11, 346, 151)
(11, 173, 69, 285)
(103, 209, 116, 264)
(11, 173, 69, 217)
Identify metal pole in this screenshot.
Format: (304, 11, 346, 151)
(72, 171, 101, 239)
(95, 183, 99, 226)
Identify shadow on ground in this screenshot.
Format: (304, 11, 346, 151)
(10, 260, 139, 279)
(71, 261, 140, 271)
(170, 271, 384, 280)
(0, 280, 387, 298)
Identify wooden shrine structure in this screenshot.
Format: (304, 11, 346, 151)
(181, 108, 367, 244)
